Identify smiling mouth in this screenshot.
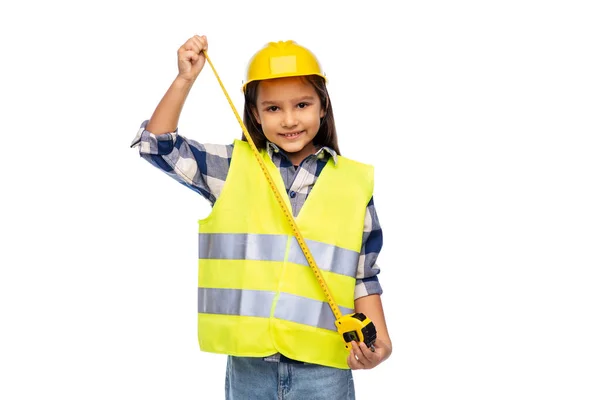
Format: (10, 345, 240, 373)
(279, 130, 304, 138)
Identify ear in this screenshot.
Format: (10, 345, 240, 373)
(320, 107, 326, 119)
(251, 107, 261, 125)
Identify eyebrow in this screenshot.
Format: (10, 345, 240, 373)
(260, 95, 316, 106)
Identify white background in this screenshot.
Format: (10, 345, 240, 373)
(1, 0, 599, 399)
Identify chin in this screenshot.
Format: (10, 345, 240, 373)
(278, 143, 307, 154)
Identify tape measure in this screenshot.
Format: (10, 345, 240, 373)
(202, 50, 377, 351)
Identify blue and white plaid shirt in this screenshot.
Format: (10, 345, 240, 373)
(131, 120, 383, 299)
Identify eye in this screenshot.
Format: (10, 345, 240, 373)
(297, 102, 310, 109)
(266, 106, 279, 112)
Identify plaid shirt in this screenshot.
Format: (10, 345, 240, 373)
(131, 120, 383, 299)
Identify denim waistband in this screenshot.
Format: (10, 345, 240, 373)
(280, 354, 305, 364)
(263, 353, 305, 364)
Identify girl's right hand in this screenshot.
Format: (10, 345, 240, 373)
(177, 35, 208, 83)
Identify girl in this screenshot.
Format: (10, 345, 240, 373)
(131, 35, 392, 399)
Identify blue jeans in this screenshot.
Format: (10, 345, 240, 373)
(225, 356, 355, 400)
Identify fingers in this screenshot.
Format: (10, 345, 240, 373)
(191, 35, 208, 54)
(346, 341, 382, 370)
(180, 35, 207, 54)
(347, 345, 365, 370)
(357, 341, 376, 363)
(176, 35, 208, 81)
(181, 50, 199, 63)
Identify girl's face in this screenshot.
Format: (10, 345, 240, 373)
(253, 76, 325, 166)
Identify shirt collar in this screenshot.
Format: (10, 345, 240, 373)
(266, 141, 338, 165)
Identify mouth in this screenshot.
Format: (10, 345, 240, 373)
(279, 130, 304, 139)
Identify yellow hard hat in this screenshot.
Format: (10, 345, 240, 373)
(242, 40, 326, 92)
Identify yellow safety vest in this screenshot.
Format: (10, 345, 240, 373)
(197, 140, 374, 369)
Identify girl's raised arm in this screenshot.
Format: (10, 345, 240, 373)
(146, 35, 208, 135)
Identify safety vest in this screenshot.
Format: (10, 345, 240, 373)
(197, 140, 374, 369)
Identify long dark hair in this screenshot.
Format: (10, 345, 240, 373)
(241, 75, 340, 155)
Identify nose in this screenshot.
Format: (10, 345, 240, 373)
(281, 110, 298, 128)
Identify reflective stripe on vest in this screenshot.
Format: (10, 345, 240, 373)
(198, 287, 354, 331)
(198, 233, 359, 278)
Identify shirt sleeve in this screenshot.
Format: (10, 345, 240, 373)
(130, 120, 233, 204)
(354, 196, 384, 300)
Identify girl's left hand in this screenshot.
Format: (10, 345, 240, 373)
(346, 340, 392, 370)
